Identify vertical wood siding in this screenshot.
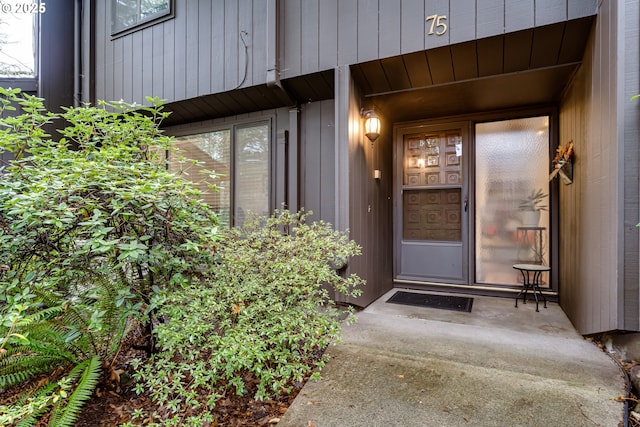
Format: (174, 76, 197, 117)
(318, 0, 338, 70)
(559, 53, 589, 332)
(559, 0, 639, 334)
(93, 0, 270, 105)
(93, 1, 599, 105)
(280, 0, 597, 80)
(332, 66, 393, 307)
(299, 90, 393, 307)
(300, 100, 336, 224)
(621, 0, 640, 331)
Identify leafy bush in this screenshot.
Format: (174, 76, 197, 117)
(131, 209, 364, 425)
(0, 88, 365, 426)
(0, 88, 219, 425)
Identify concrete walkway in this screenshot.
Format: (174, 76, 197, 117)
(278, 289, 625, 427)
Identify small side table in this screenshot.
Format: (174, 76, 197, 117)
(512, 263, 550, 312)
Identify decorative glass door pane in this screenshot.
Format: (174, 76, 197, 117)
(475, 116, 550, 286)
(402, 131, 463, 242)
(403, 189, 462, 241)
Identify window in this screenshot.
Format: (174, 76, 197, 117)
(111, 0, 173, 35)
(171, 121, 271, 227)
(475, 116, 550, 286)
(0, 12, 37, 77)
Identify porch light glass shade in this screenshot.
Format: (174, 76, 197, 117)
(364, 111, 381, 142)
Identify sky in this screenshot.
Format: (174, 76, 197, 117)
(0, 11, 36, 76)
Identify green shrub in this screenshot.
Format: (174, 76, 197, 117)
(131, 209, 364, 425)
(0, 88, 220, 425)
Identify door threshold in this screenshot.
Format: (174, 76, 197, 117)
(393, 279, 558, 298)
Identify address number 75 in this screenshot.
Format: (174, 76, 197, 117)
(426, 14, 447, 35)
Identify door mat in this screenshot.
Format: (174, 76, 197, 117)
(386, 291, 473, 312)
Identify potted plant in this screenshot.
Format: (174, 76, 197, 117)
(519, 189, 548, 227)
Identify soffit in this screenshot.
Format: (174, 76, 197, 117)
(162, 70, 335, 127)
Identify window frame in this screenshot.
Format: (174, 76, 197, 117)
(167, 118, 274, 227)
(111, 0, 174, 38)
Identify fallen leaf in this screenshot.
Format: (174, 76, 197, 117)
(109, 366, 125, 383)
(268, 418, 280, 424)
(233, 303, 242, 314)
(397, 374, 405, 379)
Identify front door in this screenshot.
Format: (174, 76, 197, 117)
(394, 116, 551, 289)
(394, 122, 469, 284)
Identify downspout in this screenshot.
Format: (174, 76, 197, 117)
(265, 0, 279, 88)
(266, 0, 299, 213)
(73, 0, 81, 106)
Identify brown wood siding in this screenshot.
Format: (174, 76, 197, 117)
(558, 0, 638, 334)
(559, 60, 588, 332)
(91, 1, 598, 106)
(93, 0, 270, 105)
(622, 0, 640, 332)
(281, 0, 597, 80)
(300, 100, 336, 224)
(333, 66, 393, 307)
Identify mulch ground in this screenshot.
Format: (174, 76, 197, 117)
(75, 326, 306, 426)
(1, 324, 307, 427)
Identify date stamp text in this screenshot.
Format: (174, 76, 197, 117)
(0, 3, 46, 14)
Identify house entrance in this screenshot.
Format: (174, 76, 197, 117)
(394, 122, 469, 284)
(394, 116, 551, 289)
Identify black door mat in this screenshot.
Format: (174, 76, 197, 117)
(386, 291, 473, 313)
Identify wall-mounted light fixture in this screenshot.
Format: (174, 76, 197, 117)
(361, 108, 381, 143)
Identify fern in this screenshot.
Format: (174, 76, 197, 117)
(85, 270, 130, 357)
(48, 356, 101, 427)
(0, 312, 87, 390)
(14, 380, 60, 427)
(0, 271, 131, 425)
(0, 352, 70, 388)
(1, 356, 102, 427)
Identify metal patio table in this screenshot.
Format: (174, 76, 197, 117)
(512, 263, 550, 312)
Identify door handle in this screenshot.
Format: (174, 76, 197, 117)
(464, 199, 468, 212)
